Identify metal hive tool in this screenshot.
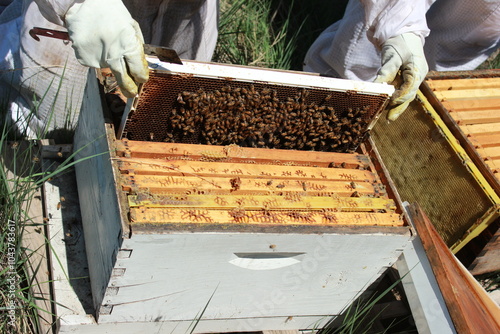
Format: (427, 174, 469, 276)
(119, 59, 394, 153)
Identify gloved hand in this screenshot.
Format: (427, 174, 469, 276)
(375, 33, 428, 121)
(65, 0, 149, 97)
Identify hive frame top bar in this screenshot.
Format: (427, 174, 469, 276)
(146, 57, 395, 96)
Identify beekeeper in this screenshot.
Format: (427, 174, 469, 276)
(304, 0, 500, 121)
(0, 0, 218, 137)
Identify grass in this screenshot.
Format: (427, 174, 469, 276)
(213, 0, 297, 69)
(213, 0, 348, 70)
(0, 139, 42, 333)
(0, 66, 95, 333)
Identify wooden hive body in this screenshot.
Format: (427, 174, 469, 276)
(73, 64, 411, 332)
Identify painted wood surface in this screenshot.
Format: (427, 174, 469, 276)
(409, 203, 500, 333)
(73, 70, 126, 311)
(97, 232, 410, 331)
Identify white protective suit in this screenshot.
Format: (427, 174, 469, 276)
(0, 0, 218, 137)
(305, 0, 500, 77)
(304, 0, 500, 119)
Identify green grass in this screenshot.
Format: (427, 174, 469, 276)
(0, 70, 95, 332)
(0, 140, 42, 334)
(213, 0, 348, 70)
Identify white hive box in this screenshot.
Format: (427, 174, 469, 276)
(71, 60, 412, 333)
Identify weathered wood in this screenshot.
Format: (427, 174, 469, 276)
(122, 174, 376, 196)
(426, 77, 500, 90)
(40, 143, 73, 159)
(482, 146, 500, 159)
(21, 187, 54, 333)
(468, 133, 500, 148)
(452, 110, 500, 125)
(485, 159, 500, 173)
(433, 88, 500, 101)
(98, 232, 411, 328)
(117, 157, 377, 182)
(73, 70, 127, 311)
(129, 207, 403, 226)
(469, 224, 500, 276)
(462, 122, 500, 135)
(115, 140, 371, 168)
(409, 203, 500, 333)
(442, 98, 500, 112)
(128, 194, 396, 211)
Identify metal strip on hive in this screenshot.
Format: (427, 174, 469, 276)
(118, 59, 394, 153)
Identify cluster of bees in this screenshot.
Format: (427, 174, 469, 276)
(164, 85, 371, 152)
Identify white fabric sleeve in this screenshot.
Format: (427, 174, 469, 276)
(32, 0, 77, 26)
(361, 0, 434, 48)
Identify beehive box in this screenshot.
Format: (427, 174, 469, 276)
(422, 70, 500, 196)
(371, 70, 500, 269)
(73, 61, 412, 332)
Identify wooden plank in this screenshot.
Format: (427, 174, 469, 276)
(468, 133, 500, 148)
(21, 187, 54, 333)
(116, 157, 376, 183)
(481, 146, 500, 159)
(115, 140, 371, 168)
(122, 174, 377, 196)
(452, 110, 500, 125)
(433, 88, 500, 101)
(442, 98, 500, 112)
(426, 78, 500, 91)
(462, 122, 500, 136)
(128, 194, 397, 211)
(73, 70, 127, 311)
(129, 207, 404, 226)
(485, 159, 500, 173)
(409, 203, 500, 334)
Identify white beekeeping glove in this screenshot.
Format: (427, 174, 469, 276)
(65, 0, 149, 97)
(375, 33, 428, 121)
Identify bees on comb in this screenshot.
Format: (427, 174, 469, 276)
(165, 85, 371, 153)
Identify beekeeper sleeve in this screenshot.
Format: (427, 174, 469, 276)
(33, 0, 149, 98)
(361, 0, 433, 120)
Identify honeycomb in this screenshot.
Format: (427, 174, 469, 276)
(121, 71, 390, 153)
